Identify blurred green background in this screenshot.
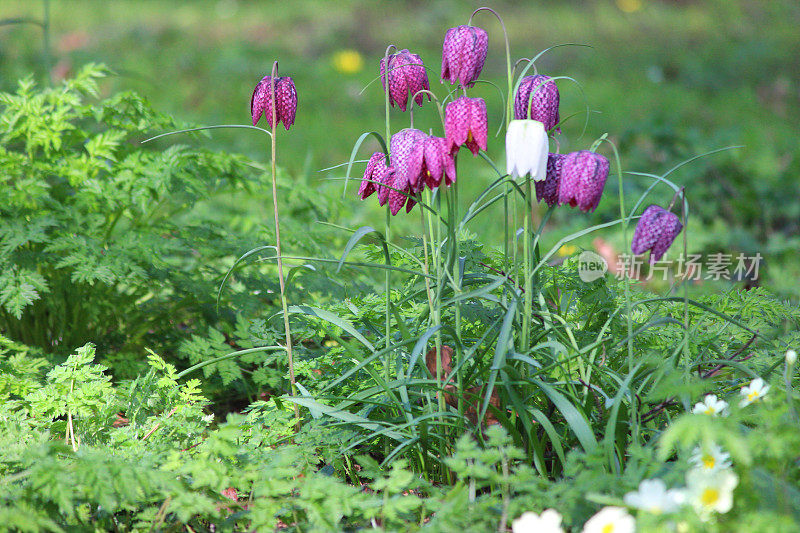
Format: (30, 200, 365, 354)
(2, 0, 799, 299)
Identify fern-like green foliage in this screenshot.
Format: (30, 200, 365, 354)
(0, 65, 287, 380)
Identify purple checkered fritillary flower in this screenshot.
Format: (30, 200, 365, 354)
(441, 25, 488, 88)
(358, 152, 390, 200)
(514, 75, 560, 132)
(251, 75, 297, 130)
(421, 136, 456, 189)
(557, 150, 609, 213)
(445, 96, 487, 156)
(390, 128, 428, 193)
(631, 205, 683, 263)
(535, 153, 564, 207)
(380, 49, 431, 112)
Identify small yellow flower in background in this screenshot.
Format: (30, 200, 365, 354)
(689, 444, 731, 473)
(324, 339, 339, 347)
(512, 509, 564, 533)
(332, 49, 364, 74)
(616, 0, 643, 13)
(582, 506, 635, 533)
(692, 394, 728, 416)
(686, 468, 738, 519)
(558, 244, 577, 257)
(739, 377, 770, 406)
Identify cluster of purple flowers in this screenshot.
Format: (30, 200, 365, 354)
(247, 21, 683, 262)
(359, 27, 492, 214)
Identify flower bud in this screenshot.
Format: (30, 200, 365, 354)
(787, 349, 797, 367)
(251, 75, 297, 130)
(445, 96, 488, 156)
(441, 25, 489, 88)
(631, 205, 683, 263)
(557, 150, 609, 213)
(514, 75, 560, 132)
(380, 49, 430, 112)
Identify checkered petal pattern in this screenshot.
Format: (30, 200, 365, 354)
(535, 153, 564, 207)
(514, 74, 560, 132)
(422, 136, 456, 189)
(441, 25, 489, 88)
(380, 49, 431, 112)
(445, 96, 487, 156)
(390, 128, 428, 191)
(631, 205, 683, 263)
(250, 75, 297, 130)
(557, 150, 610, 213)
(358, 152, 388, 200)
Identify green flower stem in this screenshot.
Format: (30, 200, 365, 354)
(433, 191, 445, 414)
(522, 177, 533, 351)
(469, 7, 513, 128)
(383, 45, 394, 386)
(268, 67, 298, 427)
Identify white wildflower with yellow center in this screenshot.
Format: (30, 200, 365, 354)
(582, 506, 635, 533)
(692, 394, 728, 416)
(512, 509, 564, 533)
(689, 444, 731, 473)
(739, 377, 770, 406)
(623, 478, 685, 514)
(686, 468, 738, 519)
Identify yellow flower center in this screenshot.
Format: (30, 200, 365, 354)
(467, 131, 474, 143)
(747, 390, 760, 402)
(704, 407, 715, 415)
(702, 454, 715, 470)
(602, 524, 615, 533)
(700, 488, 720, 507)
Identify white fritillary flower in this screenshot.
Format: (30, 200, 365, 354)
(739, 377, 770, 407)
(686, 468, 738, 519)
(689, 444, 731, 473)
(692, 394, 729, 416)
(512, 509, 564, 533)
(786, 349, 797, 367)
(623, 478, 685, 514)
(582, 506, 635, 533)
(505, 119, 549, 181)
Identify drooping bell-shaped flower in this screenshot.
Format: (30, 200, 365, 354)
(441, 25, 489, 88)
(631, 205, 683, 263)
(376, 166, 396, 207)
(445, 96, 488, 156)
(358, 152, 390, 200)
(251, 75, 297, 130)
(514, 74, 560, 132)
(421, 136, 456, 189)
(557, 150, 609, 212)
(390, 128, 428, 192)
(388, 176, 416, 215)
(535, 153, 563, 206)
(505, 119, 549, 181)
(380, 49, 431, 112)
